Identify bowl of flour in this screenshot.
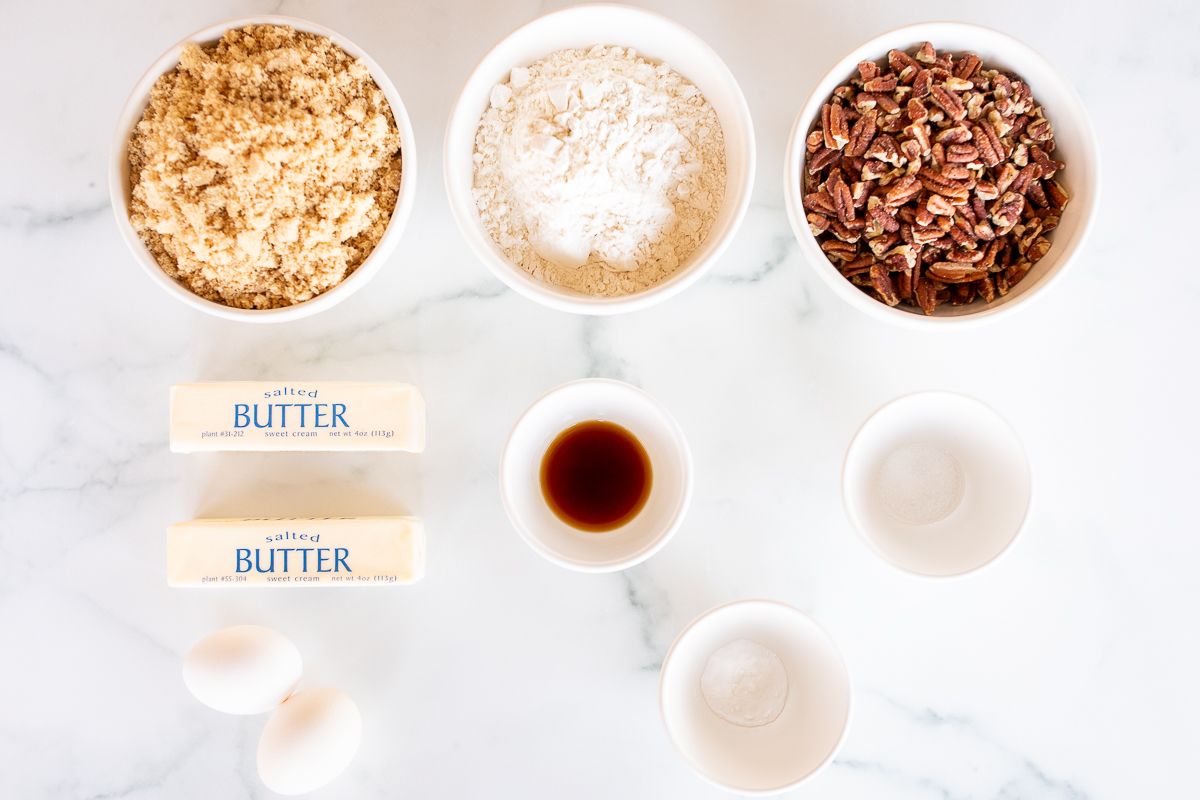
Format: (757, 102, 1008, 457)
(445, 4, 755, 314)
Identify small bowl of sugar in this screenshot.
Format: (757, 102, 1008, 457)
(445, 4, 755, 314)
(659, 599, 851, 794)
(842, 391, 1032, 577)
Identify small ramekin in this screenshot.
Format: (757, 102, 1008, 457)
(109, 15, 417, 323)
(659, 599, 852, 795)
(444, 4, 755, 315)
(842, 391, 1032, 578)
(783, 22, 1100, 328)
(499, 379, 693, 572)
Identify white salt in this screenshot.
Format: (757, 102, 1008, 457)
(700, 639, 788, 728)
(875, 442, 965, 525)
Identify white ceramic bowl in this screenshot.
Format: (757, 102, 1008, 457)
(842, 391, 1032, 577)
(109, 15, 417, 323)
(660, 600, 851, 795)
(444, 4, 755, 315)
(499, 379, 692, 571)
(784, 22, 1100, 327)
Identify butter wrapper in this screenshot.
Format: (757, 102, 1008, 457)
(167, 516, 425, 588)
(170, 382, 424, 453)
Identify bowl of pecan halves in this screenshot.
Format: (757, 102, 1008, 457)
(784, 23, 1099, 324)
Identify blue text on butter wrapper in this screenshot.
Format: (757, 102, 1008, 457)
(236, 546, 352, 573)
(233, 402, 349, 429)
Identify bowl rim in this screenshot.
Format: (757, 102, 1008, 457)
(840, 389, 1034, 579)
(497, 378, 694, 572)
(443, 2, 757, 316)
(108, 14, 418, 324)
(782, 20, 1102, 329)
(657, 598, 853, 795)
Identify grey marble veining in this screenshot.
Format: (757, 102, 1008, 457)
(0, 0, 1196, 798)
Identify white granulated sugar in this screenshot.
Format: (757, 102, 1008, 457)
(700, 638, 789, 728)
(875, 442, 966, 525)
(472, 46, 726, 297)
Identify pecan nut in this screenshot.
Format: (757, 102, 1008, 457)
(802, 42, 1068, 313)
(822, 103, 849, 150)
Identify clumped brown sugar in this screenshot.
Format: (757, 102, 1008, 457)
(128, 25, 402, 309)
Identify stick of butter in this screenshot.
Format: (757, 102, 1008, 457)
(170, 382, 425, 453)
(167, 517, 425, 588)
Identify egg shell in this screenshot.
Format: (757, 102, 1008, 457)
(257, 687, 362, 795)
(182, 624, 302, 715)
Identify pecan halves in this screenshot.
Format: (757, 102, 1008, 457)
(976, 274, 997, 302)
(945, 143, 980, 164)
(954, 52, 982, 80)
(821, 239, 857, 261)
(1044, 179, 1070, 210)
(801, 42, 1068, 314)
(1009, 163, 1043, 195)
(928, 262, 987, 283)
(864, 74, 898, 93)
(971, 121, 1006, 167)
(841, 254, 875, 276)
(926, 195, 956, 216)
(884, 175, 922, 207)
(870, 263, 901, 305)
(917, 168, 970, 204)
(803, 190, 837, 216)
(865, 133, 904, 166)
(914, 42, 937, 64)
(1030, 145, 1063, 178)
(831, 178, 856, 223)
(807, 146, 841, 175)
(888, 48, 920, 74)
(846, 110, 878, 157)
(865, 199, 900, 237)
(822, 103, 850, 150)
(990, 192, 1025, 233)
(1025, 237, 1052, 263)
(929, 85, 967, 121)
(1025, 117, 1054, 141)
(936, 124, 972, 145)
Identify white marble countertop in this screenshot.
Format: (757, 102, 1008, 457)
(2, 1, 1196, 797)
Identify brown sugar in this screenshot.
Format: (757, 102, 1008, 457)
(128, 25, 402, 309)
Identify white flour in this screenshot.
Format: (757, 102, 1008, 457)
(472, 46, 726, 297)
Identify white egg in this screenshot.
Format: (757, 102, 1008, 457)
(700, 638, 789, 727)
(257, 687, 362, 796)
(182, 625, 302, 715)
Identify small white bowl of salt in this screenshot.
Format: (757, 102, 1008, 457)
(659, 600, 851, 794)
(842, 391, 1033, 578)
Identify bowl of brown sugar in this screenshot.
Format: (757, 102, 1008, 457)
(110, 17, 416, 322)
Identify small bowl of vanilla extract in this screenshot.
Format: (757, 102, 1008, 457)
(500, 379, 693, 572)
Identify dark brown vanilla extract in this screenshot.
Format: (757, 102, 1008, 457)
(540, 421, 652, 532)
